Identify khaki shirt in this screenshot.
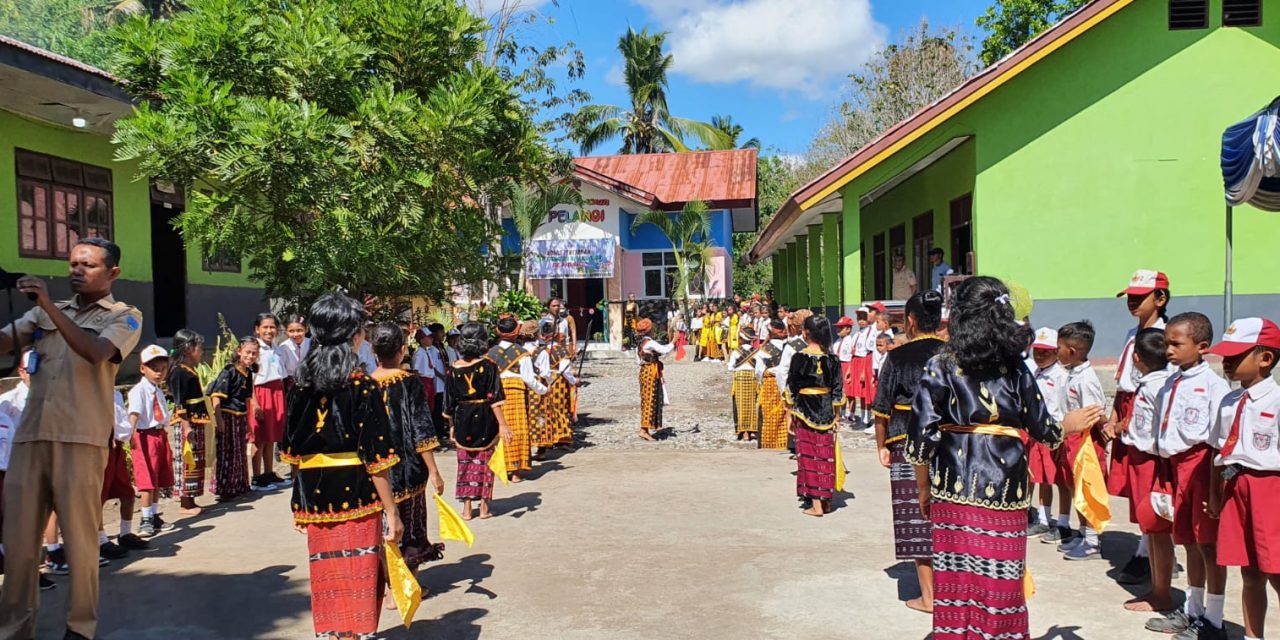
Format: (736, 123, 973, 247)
(891, 267, 917, 300)
(2, 295, 143, 447)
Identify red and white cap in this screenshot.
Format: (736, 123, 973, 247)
(835, 316, 855, 328)
(867, 301, 888, 313)
(1207, 318, 1280, 357)
(1116, 269, 1170, 297)
(1031, 327, 1059, 350)
(139, 344, 169, 364)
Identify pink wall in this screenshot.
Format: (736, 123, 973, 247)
(620, 251, 646, 299)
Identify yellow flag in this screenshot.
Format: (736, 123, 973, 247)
(433, 493, 475, 547)
(489, 441, 509, 486)
(182, 439, 196, 472)
(834, 434, 847, 492)
(1072, 431, 1111, 532)
(1023, 566, 1036, 600)
(384, 541, 422, 627)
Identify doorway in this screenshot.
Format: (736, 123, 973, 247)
(872, 233, 886, 301)
(912, 211, 934, 290)
(149, 202, 187, 337)
(950, 194, 973, 274)
(566, 278, 605, 342)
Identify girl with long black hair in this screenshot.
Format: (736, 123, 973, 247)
(280, 292, 402, 639)
(445, 322, 512, 520)
(787, 314, 845, 517)
(907, 276, 1102, 640)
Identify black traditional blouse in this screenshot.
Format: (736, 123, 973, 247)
(445, 359, 505, 451)
(280, 372, 400, 525)
(872, 336, 946, 445)
(208, 364, 255, 415)
(169, 364, 211, 425)
(906, 353, 1064, 511)
(785, 347, 846, 431)
(372, 369, 440, 502)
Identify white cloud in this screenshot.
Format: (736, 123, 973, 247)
(635, 0, 886, 96)
(464, 0, 553, 17)
(605, 62, 625, 87)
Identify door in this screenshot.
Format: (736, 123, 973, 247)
(950, 194, 973, 275)
(912, 211, 934, 290)
(565, 278, 605, 342)
(149, 202, 187, 337)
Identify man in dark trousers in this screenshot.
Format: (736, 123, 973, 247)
(0, 238, 143, 640)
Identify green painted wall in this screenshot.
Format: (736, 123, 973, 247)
(807, 225, 823, 308)
(821, 213, 841, 308)
(841, 197, 862, 306)
(771, 254, 781, 302)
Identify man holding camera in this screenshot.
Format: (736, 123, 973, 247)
(0, 238, 142, 640)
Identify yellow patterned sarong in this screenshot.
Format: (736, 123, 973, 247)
(758, 372, 789, 450)
(731, 370, 760, 435)
(499, 377, 531, 473)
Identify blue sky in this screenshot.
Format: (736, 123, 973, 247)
(504, 0, 992, 156)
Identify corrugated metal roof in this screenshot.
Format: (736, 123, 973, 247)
(0, 34, 119, 83)
(573, 148, 758, 210)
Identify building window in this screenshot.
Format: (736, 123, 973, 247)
(202, 246, 242, 273)
(950, 194, 973, 275)
(16, 149, 113, 259)
(548, 278, 567, 301)
(641, 251, 679, 298)
(1169, 0, 1209, 29)
(1223, 0, 1262, 26)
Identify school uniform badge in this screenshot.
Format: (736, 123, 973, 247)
(1253, 432, 1272, 451)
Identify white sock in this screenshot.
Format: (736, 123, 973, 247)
(1205, 593, 1225, 628)
(142, 505, 157, 519)
(1083, 526, 1099, 546)
(119, 520, 133, 537)
(1186, 586, 1206, 618)
(1135, 535, 1149, 557)
(98, 530, 109, 545)
(1056, 514, 1070, 528)
(1037, 505, 1051, 525)
(46, 543, 61, 552)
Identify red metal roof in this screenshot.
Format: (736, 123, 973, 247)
(573, 148, 758, 211)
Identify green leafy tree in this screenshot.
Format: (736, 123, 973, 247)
(573, 27, 728, 155)
(733, 154, 799, 298)
(506, 182, 583, 287)
(109, 0, 551, 308)
(709, 114, 760, 150)
(631, 200, 710, 318)
(976, 0, 1089, 67)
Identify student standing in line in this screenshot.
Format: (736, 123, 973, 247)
(788, 315, 845, 518)
(488, 316, 547, 483)
(251, 314, 288, 491)
(445, 323, 512, 520)
(128, 346, 176, 538)
(279, 315, 310, 382)
(727, 325, 761, 442)
(833, 316, 857, 422)
(1026, 328, 1070, 540)
(756, 320, 791, 451)
(168, 329, 211, 513)
(209, 337, 258, 498)
(1051, 321, 1108, 558)
(635, 319, 674, 441)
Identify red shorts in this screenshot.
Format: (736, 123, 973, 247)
(1217, 469, 1280, 573)
(1057, 428, 1108, 487)
(1171, 444, 1218, 545)
(1125, 449, 1172, 534)
(101, 442, 134, 503)
(131, 428, 175, 491)
(1029, 441, 1060, 485)
(1108, 392, 1137, 498)
(250, 379, 286, 444)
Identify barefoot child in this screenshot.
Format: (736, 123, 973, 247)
(1146, 312, 1231, 639)
(251, 313, 288, 490)
(1027, 328, 1068, 539)
(445, 322, 512, 520)
(1207, 317, 1280, 640)
(1053, 321, 1108, 558)
(368, 323, 445, 586)
(1114, 329, 1174, 613)
(168, 329, 211, 514)
(209, 337, 258, 499)
(634, 319, 674, 442)
(728, 325, 761, 442)
(788, 315, 845, 517)
(128, 346, 176, 537)
(488, 316, 547, 482)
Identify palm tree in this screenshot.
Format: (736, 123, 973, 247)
(630, 200, 710, 320)
(686, 238, 716, 296)
(574, 27, 728, 155)
(710, 115, 761, 150)
(507, 182, 584, 289)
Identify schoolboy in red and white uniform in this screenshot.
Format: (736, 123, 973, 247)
(834, 316, 857, 419)
(1027, 328, 1068, 538)
(1206, 318, 1280, 640)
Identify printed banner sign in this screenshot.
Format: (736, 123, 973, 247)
(527, 238, 615, 279)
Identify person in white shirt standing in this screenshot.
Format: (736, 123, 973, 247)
(1053, 321, 1108, 558)
(1026, 328, 1070, 540)
(127, 346, 176, 538)
(833, 317, 857, 421)
(278, 314, 310, 381)
(250, 313, 288, 490)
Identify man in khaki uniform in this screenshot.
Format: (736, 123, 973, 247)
(0, 238, 142, 640)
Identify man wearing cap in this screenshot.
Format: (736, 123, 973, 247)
(0, 238, 143, 640)
(891, 253, 917, 300)
(927, 248, 954, 293)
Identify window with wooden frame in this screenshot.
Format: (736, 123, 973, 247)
(1223, 0, 1262, 26)
(16, 149, 114, 259)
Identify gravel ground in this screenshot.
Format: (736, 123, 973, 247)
(569, 351, 1121, 451)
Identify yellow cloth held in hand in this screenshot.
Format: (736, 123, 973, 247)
(1072, 430, 1111, 532)
(182, 440, 196, 472)
(384, 541, 422, 627)
(489, 441, 508, 486)
(834, 435, 846, 492)
(433, 493, 475, 548)
(1024, 566, 1036, 600)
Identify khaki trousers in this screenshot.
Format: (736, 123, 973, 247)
(0, 441, 108, 640)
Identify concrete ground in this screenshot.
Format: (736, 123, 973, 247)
(19, 446, 1276, 640)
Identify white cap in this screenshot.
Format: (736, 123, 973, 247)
(139, 345, 169, 364)
(1031, 327, 1058, 350)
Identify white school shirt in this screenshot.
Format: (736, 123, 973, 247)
(636, 337, 675, 365)
(1121, 368, 1173, 455)
(113, 390, 132, 443)
(412, 347, 433, 378)
(1032, 362, 1069, 422)
(1062, 360, 1106, 413)
(1154, 362, 1231, 457)
(279, 337, 310, 377)
(1211, 377, 1280, 471)
(254, 339, 288, 385)
(0, 410, 13, 471)
(871, 349, 887, 375)
(447, 346, 460, 366)
(127, 378, 170, 431)
(853, 326, 875, 357)
(357, 341, 379, 375)
(835, 334, 856, 362)
(0, 381, 28, 427)
(427, 346, 446, 393)
(691, 316, 704, 331)
(754, 339, 786, 385)
(775, 339, 803, 396)
(496, 341, 548, 395)
(537, 341, 579, 386)
(1115, 319, 1167, 394)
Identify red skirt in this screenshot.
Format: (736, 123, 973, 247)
(1125, 449, 1172, 534)
(101, 441, 134, 503)
(931, 502, 1029, 640)
(1171, 444, 1218, 545)
(131, 428, 175, 491)
(1217, 469, 1280, 573)
(1107, 391, 1137, 498)
(841, 360, 857, 398)
(851, 355, 875, 402)
(1028, 441, 1060, 485)
(306, 513, 384, 638)
(250, 379, 286, 444)
(795, 426, 835, 500)
(456, 448, 495, 500)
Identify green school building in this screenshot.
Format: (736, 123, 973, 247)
(0, 35, 263, 350)
(750, 0, 1280, 355)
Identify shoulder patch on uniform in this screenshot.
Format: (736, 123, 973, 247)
(126, 316, 140, 331)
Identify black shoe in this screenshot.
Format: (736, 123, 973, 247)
(45, 548, 69, 575)
(151, 515, 176, 532)
(1172, 617, 1225, 640)
(1026, 522, 1052, 537)
(118, 533, 149, 551)
(263, 472, 287, 485)
(40, 574, 56, 591)
(1040, 526, 1071, 544)
(1115, 554, 1151, 585)
(1173, 561, 1184, 579)
(99, 540, 128, 560)
(1146, 610, 1191, 634)
(138, 518, 157, 538)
